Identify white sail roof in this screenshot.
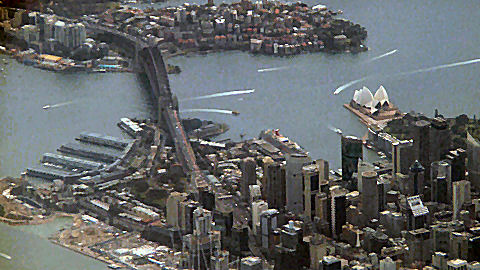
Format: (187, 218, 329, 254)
(353, 89, 360, 104)
(356, 86, 374, 107)
(374, 85, 389, 106)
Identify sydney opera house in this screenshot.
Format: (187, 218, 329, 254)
(349, 85, 402, 120)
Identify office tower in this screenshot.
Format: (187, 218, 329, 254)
(408, 160, 425, 196)
(361, 171, 379, 220)
(180, 200, 200, 234)
(331, 187, 346, 238)
(341, 136, 363, 186)
(357, 161, 375, 193)
(405, 228, 431, 264)
(166, 192, 188, 228)
(286, 153, 311, 214)
(241, 157, 257, 202)
(432, 176, 448, 204)
(252, 200, 268, 235)
(450, 232, 470, 260)
(263, 159, 286, 210)
(193, 207, 212, 236)
(453, 180, 471, 220)
(447, 148, 466, 183)
(315, 192, 331, 235)
(260, 209, 279, 250)
(406, 195, 429, 230)
(412, 120, 431, 178)
(468, 235, 480, 262)
(430, 117, 451, 163)
(315, 159, 329, 182)
(431, 160, 451, 202)
(392, 139, 415, 175)
(467, 133, 480, 190)
(303, 163, 320, 221)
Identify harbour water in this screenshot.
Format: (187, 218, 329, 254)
(0, 218, 107, 270)
(1, 0, 480, 269)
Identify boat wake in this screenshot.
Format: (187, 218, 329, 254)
(333, 57, 480, 95)
(180, 108, 235, 115)
(183, 89, 255, 101)
(0, 252, 12, 260)
(43, 101, 74, 110)
(364, 49, 398, 63)
(333, 76, 372, 95)
(395, 58, 480, 77)
(257, 66, 291, 73)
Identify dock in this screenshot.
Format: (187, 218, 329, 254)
(76, 132, 132, 150)
(42, 153, 105, 171)
(58, 143, 123, 163)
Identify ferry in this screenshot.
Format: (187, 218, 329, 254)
(43, 105, 51, 110)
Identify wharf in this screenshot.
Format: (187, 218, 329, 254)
(76, 132, 132, 150)
(58, 142, 123, 163)
(42, 153, 105, 171)
(344, 103, 404, 129)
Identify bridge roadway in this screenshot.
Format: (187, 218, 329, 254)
(87, 24, 208, 191)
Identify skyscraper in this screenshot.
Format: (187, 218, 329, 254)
(286, 153, 311, 215)
(341, 136, 363, 187)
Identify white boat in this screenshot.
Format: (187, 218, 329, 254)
(43, 105, 51, 110)
(0, 252, 12, 260)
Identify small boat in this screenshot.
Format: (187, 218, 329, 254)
(43, 105, 51, 110)
(0, 252, 12, 260)
(232, 110, 240, 116)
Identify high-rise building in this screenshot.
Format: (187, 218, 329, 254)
(406, 195, 429, 230)
(431, 160, 451, 203)
(263, 159, 286, 210)
(453, 180, 471, 220)
(286, 153, 311, 215)
(260, 209, 279, 250)
(412, 120, 431, 177)
(357, 161, 375, 193)
(341, 136, 363, 186)
(446, 148, 466, 183)
(331, 187, 346, 238)
(193, 207, 212, 236)
(467, 133, 480, 190)
(432, 176, 448, 204)
(241, 157, 257, 202)
(361, 171, 379, 221)
(303, 163, 320, 221)
(450, 232, 470, 260)
(392, 139, 415, 175)
(405, 228, 431, 264)
(409, 160, 425, 196)
(166, 192, 188, 229)
(252, 200, 268, 235)
(430, 117, 452, 163)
